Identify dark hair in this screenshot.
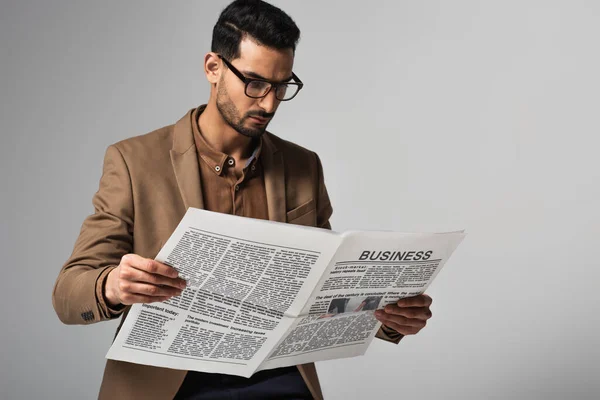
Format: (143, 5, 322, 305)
(212, 0, 300, 60)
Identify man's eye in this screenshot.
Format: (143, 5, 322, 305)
(248, 81, 269, 89)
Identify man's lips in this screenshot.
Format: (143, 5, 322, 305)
(249, 116, 269, 124)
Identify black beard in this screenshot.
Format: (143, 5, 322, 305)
(216, 83, 273, 138)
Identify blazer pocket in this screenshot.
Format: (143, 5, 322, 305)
(287, 199, 316, 225)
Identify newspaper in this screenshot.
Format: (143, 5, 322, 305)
(106, 208, 465, 377)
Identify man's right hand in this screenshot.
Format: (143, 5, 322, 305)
(104, 254, 187, 307)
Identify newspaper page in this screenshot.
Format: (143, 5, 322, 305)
(259, 230, 465, 371)
(106, 208, 465, 377)
(106, 208, 342, 377)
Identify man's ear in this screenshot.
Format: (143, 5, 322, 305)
(204, 52, 221, 84)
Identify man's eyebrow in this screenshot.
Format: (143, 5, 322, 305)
(243, 70, 294, 83)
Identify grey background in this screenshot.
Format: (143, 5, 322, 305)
(1, 1, 599, 399)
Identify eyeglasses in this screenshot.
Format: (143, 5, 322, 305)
(218, 55, 304, 101)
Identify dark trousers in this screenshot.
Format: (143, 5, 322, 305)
(173, 366, 313, 400)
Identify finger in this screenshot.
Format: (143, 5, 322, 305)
(120, 294, 172, 305)
(381, 322, 422, 336)
(120, 266, 187, 290)
(122, 254, 179, 278)
(120, 281, 183, 298)
(384, 305, 432, 320)
(396, 294, 432, 308)
(375, 311, 427, 329)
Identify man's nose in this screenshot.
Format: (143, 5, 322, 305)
(258, 88, 279, 114)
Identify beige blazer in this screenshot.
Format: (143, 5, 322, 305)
(52, 108, 401, 400)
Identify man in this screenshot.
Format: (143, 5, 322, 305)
(52, 0, 433, 398)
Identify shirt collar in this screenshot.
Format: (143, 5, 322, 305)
(192, 105, 263, 176)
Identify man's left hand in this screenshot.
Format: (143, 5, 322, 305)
(374, 294, 433, 336)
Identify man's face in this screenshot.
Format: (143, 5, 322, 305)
(216, 38, 294, 138)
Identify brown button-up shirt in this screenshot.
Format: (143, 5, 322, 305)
(191, 105, 269, 220)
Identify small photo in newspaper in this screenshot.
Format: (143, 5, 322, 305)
(319, 296, 383, 318)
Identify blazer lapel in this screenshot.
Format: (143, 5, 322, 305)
(262, 134, 286, 222)
(170, 109, 205, 210)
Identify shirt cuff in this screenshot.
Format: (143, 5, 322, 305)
(380, 324, 404, 344)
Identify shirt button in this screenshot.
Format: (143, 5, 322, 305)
(228, 158, 235, 166)
(215, 166, 221, 172)
(251, 165, 256, 171)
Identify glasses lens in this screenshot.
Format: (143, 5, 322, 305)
(278, 84, 301, 101)
(246, 81, 271, 98)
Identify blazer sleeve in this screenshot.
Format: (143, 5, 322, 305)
(313, 152, 404, 344)
(52, 144, 133, 325)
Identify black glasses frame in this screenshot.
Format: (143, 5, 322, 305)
(218, 55, 304, 101)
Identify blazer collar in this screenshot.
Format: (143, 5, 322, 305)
(170, 106, 286, 222)
(170, 108, 204, 211)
